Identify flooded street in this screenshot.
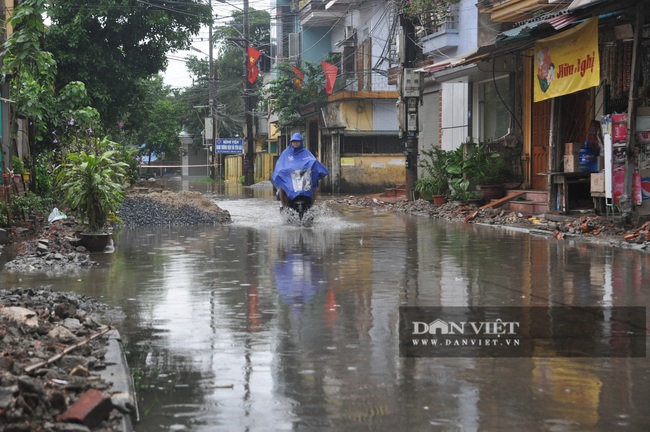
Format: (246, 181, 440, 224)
(1, 181, 649, 431)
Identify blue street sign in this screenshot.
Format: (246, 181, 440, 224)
(215, 138, 243, 154)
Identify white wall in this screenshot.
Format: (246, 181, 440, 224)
(441, 82, 468, 150)
(457, 0, 478, 55)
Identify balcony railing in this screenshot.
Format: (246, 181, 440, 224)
(336, 70, 396, 93)
(418, 4, 459, 36)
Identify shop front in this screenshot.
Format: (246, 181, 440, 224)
(474, 3, 650, 220)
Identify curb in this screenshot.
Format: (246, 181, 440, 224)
(99, 329, 139, 431)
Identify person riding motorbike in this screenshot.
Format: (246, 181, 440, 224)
(271, 132, 329, 215)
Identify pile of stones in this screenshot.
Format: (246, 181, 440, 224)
(116, 194, 231, 227)
(0, 288, 130, 431)
(3, 220, 96, 274)
(2, 187, 233, 273)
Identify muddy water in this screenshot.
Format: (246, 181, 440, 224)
(1, 181, 649, 431)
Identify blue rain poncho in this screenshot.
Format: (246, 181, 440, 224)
(271, 134, 329, 201)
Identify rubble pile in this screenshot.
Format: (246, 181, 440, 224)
(0, 288, 130, 431)
(2, 186, 232, 273)
(327, 196, 648, 251)
(623, 221, 650, 244)
(4, 220, 96, 273)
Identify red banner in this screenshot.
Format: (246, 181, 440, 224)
(247, 46, 262, 84)
(321, 61, 338, 95)
(292, 65, 304, 88)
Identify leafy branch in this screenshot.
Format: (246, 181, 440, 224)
(259, 62, 326, 126)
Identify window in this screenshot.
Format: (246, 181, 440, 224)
(419, 3, 459, 35)
(474, 76, 511, 143)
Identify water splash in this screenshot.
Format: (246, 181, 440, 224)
(216, 197, 359, 230)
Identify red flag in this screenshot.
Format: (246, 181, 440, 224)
(292, 65, 304, 88)
(247, 46, 262, 84)
(321, 60, 338, 95)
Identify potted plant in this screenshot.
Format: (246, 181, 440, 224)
(11, 156, 25, 184)
(55, 148, 128, 251)
(447, 177, 482, 204)
(415, 176, 448, 204)
(465, 144, 510, 200)
(418, 147, 451, 205)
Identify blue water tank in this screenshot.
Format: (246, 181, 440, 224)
(579, 142, 597, 173)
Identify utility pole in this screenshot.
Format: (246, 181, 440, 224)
(243, 0, 255, 186)
(399, 11, 420, 201)
(208, 1, 217, 179)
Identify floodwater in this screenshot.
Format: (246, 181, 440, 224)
(1, 179, 649, 431)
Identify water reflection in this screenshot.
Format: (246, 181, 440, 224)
(0, 184, 649, 430)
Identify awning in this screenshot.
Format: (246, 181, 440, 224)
(414, 50, 479, 74)
(415, 60, 453, 74)
(342, 130, 399, 137)
(460, 8, 627, 67)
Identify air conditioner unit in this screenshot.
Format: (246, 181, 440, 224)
(344, 26, 356, 40)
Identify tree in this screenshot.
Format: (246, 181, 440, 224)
(403, 0, 460, 35)
(260, 62, 326, 127)
(213, 8, 270, 81)
(176, 8, 270, 141)
(44, 0, 212, 131)
(213, 9, 270, 136)
(1, 0, 57, 143)
(130, 76, 184, 163)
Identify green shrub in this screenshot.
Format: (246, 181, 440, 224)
(0, 192, 53, 225)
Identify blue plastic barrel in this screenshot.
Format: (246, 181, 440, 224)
(579, 142, 597, 173)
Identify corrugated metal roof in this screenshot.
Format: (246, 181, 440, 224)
(500, 21, 544, 39)
(414, 51, 476, 74)
(499, 12, 578, 41)
(547, 14, 578, 30)
(416, 60, 452, 74)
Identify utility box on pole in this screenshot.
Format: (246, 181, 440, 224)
(401, 68, 421, 98)
(398, 12, 421, 201)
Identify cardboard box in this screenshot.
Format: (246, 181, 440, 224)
(565, 142, 582, 154)
(564, 154, 579, 172)
(591, 172, 605, 193)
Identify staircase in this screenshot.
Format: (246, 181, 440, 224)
(501, 190, 549, 214)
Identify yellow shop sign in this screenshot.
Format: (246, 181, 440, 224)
(534, 17, 600, 102)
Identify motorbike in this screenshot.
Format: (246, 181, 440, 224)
(272, 158, 329, 224)
(274, 169, 316, 222)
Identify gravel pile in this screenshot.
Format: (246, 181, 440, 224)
(116, 195, 230, 227)
(0, 288, 130, 431)
(115, 189, 231, 228)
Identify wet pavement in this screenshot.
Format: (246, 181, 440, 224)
(1, 179, 649, 431)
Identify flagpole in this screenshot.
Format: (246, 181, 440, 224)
(243, 0, 255, 186)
